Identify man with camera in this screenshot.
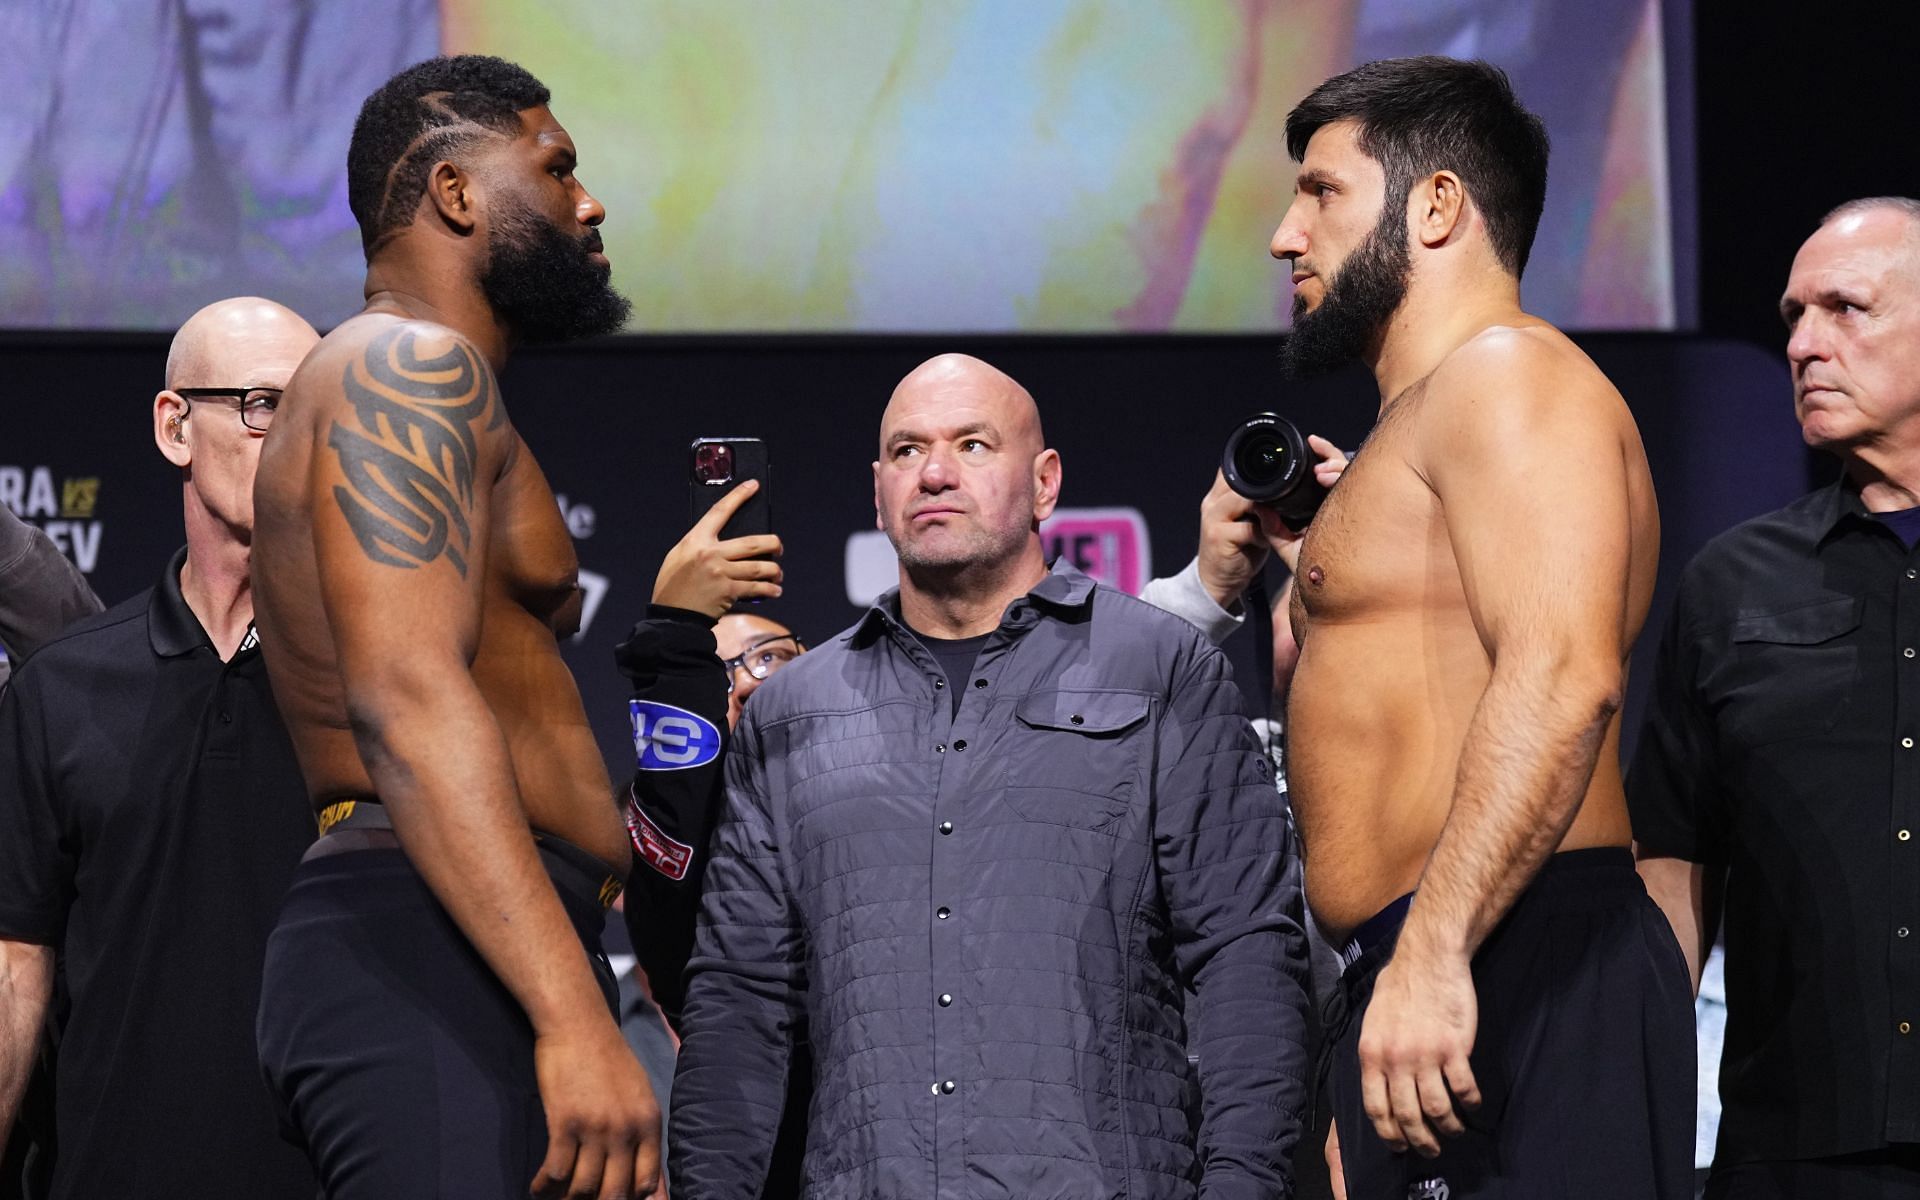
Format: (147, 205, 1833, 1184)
(670, 351, 1312, 1197)
(1273, 57, 1692, 1198)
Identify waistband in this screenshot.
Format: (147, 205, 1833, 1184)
(312, 799, 623, 911)
(1340, 892, 1413, 969)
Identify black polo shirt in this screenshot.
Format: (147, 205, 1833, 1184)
(1629, 479, 1920, 1167)
(0, 547, 316, 1199)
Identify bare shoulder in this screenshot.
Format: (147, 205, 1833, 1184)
(303, 315, 515, 578)
(1415, 321, 1632, 461)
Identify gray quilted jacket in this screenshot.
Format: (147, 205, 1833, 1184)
(671, 564, 1310, 1198)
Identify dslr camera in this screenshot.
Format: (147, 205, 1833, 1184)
(1221, 413, 1328, 532)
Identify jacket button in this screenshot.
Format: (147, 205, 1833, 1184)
(1070, 714, 1084, 725)
(935, 743, 946, 753)
(937, 906, 951, 919)
(938, 993, 953, 1006)
(940, 1080, 956, 1094)
(938, 821, 953, 835)
(934, 678, 945, 689)
(974, 678, 988, 689)
(953, 739, 967, 751)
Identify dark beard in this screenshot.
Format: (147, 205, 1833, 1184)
(481, 203, 632, 345)
(1279, 206, 1411, 379)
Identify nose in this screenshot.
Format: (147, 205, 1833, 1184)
(1786, 312, 1828, 375)
(1270, 200, 1308, 261)
(918, 444, 957, 491)
(575, 184, 606, 228)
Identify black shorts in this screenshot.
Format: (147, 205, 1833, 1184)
(256, 838, 618, 1200)
(1325, 847, 1694, 1200)
(1706, 1147, 1920, 1200)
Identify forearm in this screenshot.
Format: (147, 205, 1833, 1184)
(1401, 661, 1620, 961)
(0, 939, 53, 1144)
(1190, 927, 1310, 1197)
(351, 682, 613, 1037)
(1635, 852, 1718, 993)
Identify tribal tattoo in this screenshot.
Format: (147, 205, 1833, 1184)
(327, 326, 505, 577)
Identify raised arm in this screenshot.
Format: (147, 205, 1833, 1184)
(1155, 642, 1311, 1196)
(310, 323, 656, 1197)
(1357, 335, 1646, 1156)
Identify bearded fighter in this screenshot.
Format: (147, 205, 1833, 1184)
(1273, 57, 1692, 1199)
(251, 56, 672, 1200)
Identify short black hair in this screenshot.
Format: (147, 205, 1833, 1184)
(346, 55, 551, 254)
(1285, 57, 1550, 278)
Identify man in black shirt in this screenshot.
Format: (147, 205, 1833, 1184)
(1631, 196, 1920, 1198)
(0, 297, 320, 1199)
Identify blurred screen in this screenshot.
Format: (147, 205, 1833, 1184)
(0, 0, 1684, 333)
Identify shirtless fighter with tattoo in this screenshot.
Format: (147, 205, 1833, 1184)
(252, 57, 676, 1199)
(1272, 59, 1693, 1198)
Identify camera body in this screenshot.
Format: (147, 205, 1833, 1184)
(1221, 413, 1327, 532)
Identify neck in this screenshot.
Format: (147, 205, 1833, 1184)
(178, 505, 254, 661)
(1367, 268, 1525, 403)
(1845, 448, 1920, 513)
(898, 546, 1049, 638)
(363, 245, 513, 370)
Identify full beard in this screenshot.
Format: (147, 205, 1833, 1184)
(481, 204, 633, 346)
(1279, 207, 1412, 380)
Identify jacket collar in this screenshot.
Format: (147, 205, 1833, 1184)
(848, 558, 1097, 647)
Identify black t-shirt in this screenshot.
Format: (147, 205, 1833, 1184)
(1878, 505, 1920, 549)
(910, 629, 992, 718)
(0, 548, 316, 1198)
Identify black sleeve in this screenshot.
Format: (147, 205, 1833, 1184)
(0, 664, 73, 945)
(616, 606, 729, 1029)
(1626, 581, 1728, 864)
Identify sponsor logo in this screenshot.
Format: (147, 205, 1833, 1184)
(1, 464, 104, 572)
(841, 505, 1154, 606)
(630, 699, 722, 771)
(626, 798, 695, 881)
(1408, 1179, 1451, 1200)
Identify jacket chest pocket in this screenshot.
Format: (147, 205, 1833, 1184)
(1001, 690, 1151, 831)
(1718, 597, 1863, 746)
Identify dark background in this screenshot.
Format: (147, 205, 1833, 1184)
(4, 2, 1918, 781)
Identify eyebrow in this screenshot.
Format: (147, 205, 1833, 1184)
(886, 421, 997, 451)
(1296, 168, 1340, 193)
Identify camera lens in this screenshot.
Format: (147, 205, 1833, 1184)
(693, 442, 734, 485)
(1234, 432, 1290, 490)
(1221, 412, 1327, 531)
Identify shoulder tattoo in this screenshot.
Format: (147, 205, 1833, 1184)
(326, 326, 505, 577)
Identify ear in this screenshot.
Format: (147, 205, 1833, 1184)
(1031, 448, 1062, 523)
(154, 391, 191, 468)
(872, 460, 884, 531)
(1412, 169, 1467, 250)
(425, 159, 479, 234)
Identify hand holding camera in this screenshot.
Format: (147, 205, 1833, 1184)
(1196, 415, 1348, 610)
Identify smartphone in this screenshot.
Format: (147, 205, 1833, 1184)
(688, 437, 772, 542)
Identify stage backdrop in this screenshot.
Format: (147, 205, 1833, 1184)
(1, 0, 1687, 333)
(2, 333, 1800, 778)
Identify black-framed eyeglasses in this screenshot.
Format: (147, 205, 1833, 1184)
(175, 387, 282, 433)
(722, 634, 802, 692)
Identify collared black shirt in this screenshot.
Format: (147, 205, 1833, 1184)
(1630, 479, 1920, 1166)
(0, 547, 316, 1199)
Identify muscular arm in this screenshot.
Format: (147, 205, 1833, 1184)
(0, 505, 102, 660)
(1359, 335, 1648, 1154)
(310, 324, 654, 1193)
(0, 939, 52, 1147)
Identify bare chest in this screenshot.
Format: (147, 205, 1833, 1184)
(488, 446, 585, 637)
(1294, 400, 1463, 627)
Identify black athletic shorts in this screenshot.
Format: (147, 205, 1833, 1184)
(1706, 1147, 1920, 1199)
(1324, 847, 1694, 1200)
(256, 832, 620, 1199)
